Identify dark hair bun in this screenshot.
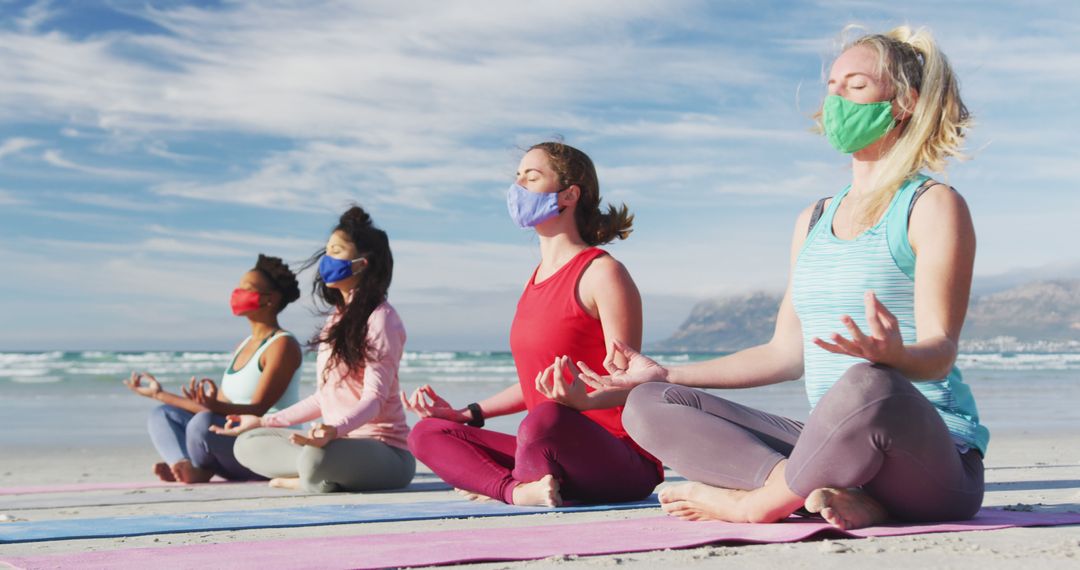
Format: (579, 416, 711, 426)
(254, 254, 301, 310)
(339, 206, 373, 229)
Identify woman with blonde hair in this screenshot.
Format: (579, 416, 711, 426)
(583, 26, 988, 529)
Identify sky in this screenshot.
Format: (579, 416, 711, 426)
(1, 0, 1078, 351)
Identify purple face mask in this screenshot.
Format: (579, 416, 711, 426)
(506, 183, 562, 228)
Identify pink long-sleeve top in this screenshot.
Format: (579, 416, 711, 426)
(261, 301, 410, 450)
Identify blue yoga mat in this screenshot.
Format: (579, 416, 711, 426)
(0, 496, 660, 543)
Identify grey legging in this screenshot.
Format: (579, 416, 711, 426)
(623, 362, 984, 522)
(234, 428, 416, 493)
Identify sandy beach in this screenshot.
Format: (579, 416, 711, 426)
(2, 365, 1079, 568)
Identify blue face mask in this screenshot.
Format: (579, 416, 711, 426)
(506, 183, 563, 228)
(319, 255, 365, 284)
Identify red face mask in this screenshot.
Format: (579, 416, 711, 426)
(230, 288, 262, 316)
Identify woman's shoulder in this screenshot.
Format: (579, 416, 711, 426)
(368, 301, 406, 331)
(908, 180, 969, 227)
(578, 249, 637, 305)
(581, 248, 630, 280)
(260, 329, 303, 363)
(273, 329, 303, 348)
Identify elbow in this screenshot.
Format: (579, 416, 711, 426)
(906, 337, 958, 381)
(766, 340, 803, 382)
(785, 362, 804, 383)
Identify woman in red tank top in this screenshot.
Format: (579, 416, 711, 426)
(403, 142, 662, 506)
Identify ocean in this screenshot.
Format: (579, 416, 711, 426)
(1, 351, 1077, 449)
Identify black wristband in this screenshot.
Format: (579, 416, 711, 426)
(466, 402, 485, 428)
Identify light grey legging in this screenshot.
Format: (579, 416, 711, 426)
(622, 362, 984, 522)
(234, 428, 416, 493)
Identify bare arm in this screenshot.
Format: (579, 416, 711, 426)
(577, 255, 641, 409)
(661, 205, 814, 388)
(902, 185, 975, 379)
(476, 383, 527, 418)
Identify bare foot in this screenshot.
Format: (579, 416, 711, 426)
(269, 477, 301, 490)
(659, 482, 748, 522)
(455, 488, 495, 502)
(805, 487, 889, 530)
(152, 462, 176, 482)
(511, 474, 561, 507)
(170, 460, 213, 484)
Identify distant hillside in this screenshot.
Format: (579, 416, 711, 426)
(652, 291, 781, 352)
(650, 279, 1080, 353)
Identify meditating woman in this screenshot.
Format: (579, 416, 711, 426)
(212, 206, 415, 493)
(124, 254, 303, 483)
(403, 142, 663, 506)
(582, 26, 988, 530)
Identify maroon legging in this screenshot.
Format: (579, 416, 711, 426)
(408, 401, 661, 504)
(623, 363, 984, 522)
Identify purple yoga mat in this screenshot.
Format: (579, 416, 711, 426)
(5, 508, 1079, 570)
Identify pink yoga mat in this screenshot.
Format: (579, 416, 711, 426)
(5, 508, 1079, 570)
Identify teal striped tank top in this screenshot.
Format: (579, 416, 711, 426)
(791, 175, 989, 455)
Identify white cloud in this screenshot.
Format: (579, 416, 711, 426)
(144, 140, 198, 162)
(61, 192, 172, 212)
(145, 225, 316, 260)
(153, 139, 513, 211)
(41, 149, 154, 180)
(0, 2, 784, 211)
(0, 137, 40, 159)
(14, 0, 57, 32)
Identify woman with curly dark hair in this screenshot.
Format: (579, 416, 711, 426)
(214, 206, 415, 493)
(123, 254, 304, 483)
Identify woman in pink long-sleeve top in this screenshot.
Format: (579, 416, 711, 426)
(212, 206, 415, 493)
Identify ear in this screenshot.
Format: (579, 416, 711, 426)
(894, 86, 919, 122)
(351, 257, 369, 273)
(559, 185, 581, 207)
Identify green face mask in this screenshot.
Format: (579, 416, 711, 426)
(822, 94, 896, 154)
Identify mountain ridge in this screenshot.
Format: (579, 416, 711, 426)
(649, 279, 1080, 353)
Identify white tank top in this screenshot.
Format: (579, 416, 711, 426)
(220, 331, 302, 412)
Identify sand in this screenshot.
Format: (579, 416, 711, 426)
(1, 431, 1078, 569)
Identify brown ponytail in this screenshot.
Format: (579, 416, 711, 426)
(529, 141, 633, 246)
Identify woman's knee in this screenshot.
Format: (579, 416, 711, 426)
(233, 429, 264, 466)
(146, 404, 173, 429)
(831, 362, 911, 402)
(623, 382, 677, 439)
(813, 363, 923, 431)
(186, 411, 215, 438)
(407, 417, 459, 458)
(623, 383, 710, 444)
(297, 445, 336, 492)
(517, 401, 575, 443)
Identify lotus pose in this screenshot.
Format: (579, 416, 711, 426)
(124, 255, 303, 483)
(403, 142, 663, 506)
(581, 26, 988, 530)
(212, 206, 415, 493)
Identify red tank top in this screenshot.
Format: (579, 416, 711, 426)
(509, 247, 661, 474)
